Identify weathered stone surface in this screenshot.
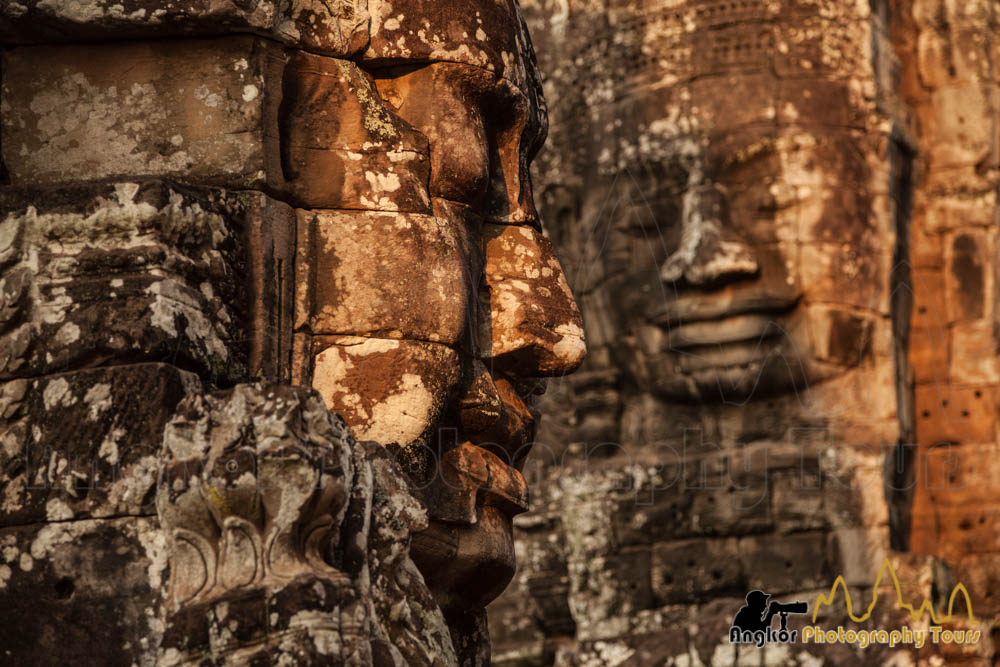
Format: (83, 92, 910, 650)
(310, 336, 461, 447)
(484, 0, 971, 661)
(373, 61, 545, 227)
(156, 382, 457, 666)
(0, 0, 370, 57)
(364, 0, 545, 106)
(2, 37, 282, 189)
(295, 209, 479, 345)
(0, 0, 580, 663)
(276, 52, 432, 212)
(0, 517, 166, 666)
(0, 361, 200, 666)
(0, 364, 199, 528)
(2, 41, 431, 212)
(0, 181, 271, 384)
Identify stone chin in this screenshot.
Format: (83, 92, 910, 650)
(410, 505, 517, 613)
(651, 351, 810, 403)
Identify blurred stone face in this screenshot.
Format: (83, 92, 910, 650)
(575, 3, 886, 404)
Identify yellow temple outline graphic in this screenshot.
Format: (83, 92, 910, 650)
(812, 558, 977, 624)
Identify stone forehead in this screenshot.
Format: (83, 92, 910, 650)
(0, 0, 547, 105)
(364, 0, 545, 106)
(564, 0, 875, 86)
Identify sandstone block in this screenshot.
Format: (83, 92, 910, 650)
(375, 64, 494, 208)
(925, 85, 995, 173)
(310, 336, 461, 446)
(738, 532, 831, 595)
(2, 37, 281, 189)
(950, 320, 1000, 385)
(364, 0, 542, 103)
(911, 267, 950, 329)
(0, 181, 281, 383)
(566, 545, 652, 636)
(0, 0, 370, 57)
(770, 470, 828, 534)
(650, 537, 742, 605)
(955, 553, 1000, 616)
(365, 9, 547, 227)
(296, 208, 478, 345)
(480, 224, 585, 376)
(0, 364, 199, 528)
(0, 517, 164, 666)
(276, 51, 431, 212)
(805, 304, 877, 368)
(916, 384, 995, 445)
(923, 193, 996, 233)
(946, 230, 989, 322)
(916, 503, 1000, 565)
(910, 326, 950, 386)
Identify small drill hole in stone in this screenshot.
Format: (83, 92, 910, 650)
(55, 577, 75, 599)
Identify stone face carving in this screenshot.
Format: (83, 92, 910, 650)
(548, 2, 892, 405)
(486, 0, 987, 665)
(0, 1, 578, 665)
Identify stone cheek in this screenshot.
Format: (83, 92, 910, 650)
(295, 209, 479, 346)
(480, 223, 586, 377)
(310, 337, 461, 448)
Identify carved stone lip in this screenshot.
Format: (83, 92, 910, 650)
(666, 313, 788, 349)
(648, 289, 801, 328)
(456, 441, 531, 518)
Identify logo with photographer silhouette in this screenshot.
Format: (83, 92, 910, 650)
(729, 590, 808, 647)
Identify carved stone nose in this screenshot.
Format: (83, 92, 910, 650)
(660, 183, 760, 287)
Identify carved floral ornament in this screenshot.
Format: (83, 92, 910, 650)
(0, 0, 585, 665)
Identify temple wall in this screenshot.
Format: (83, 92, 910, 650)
(895, 0, 1000, 660)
